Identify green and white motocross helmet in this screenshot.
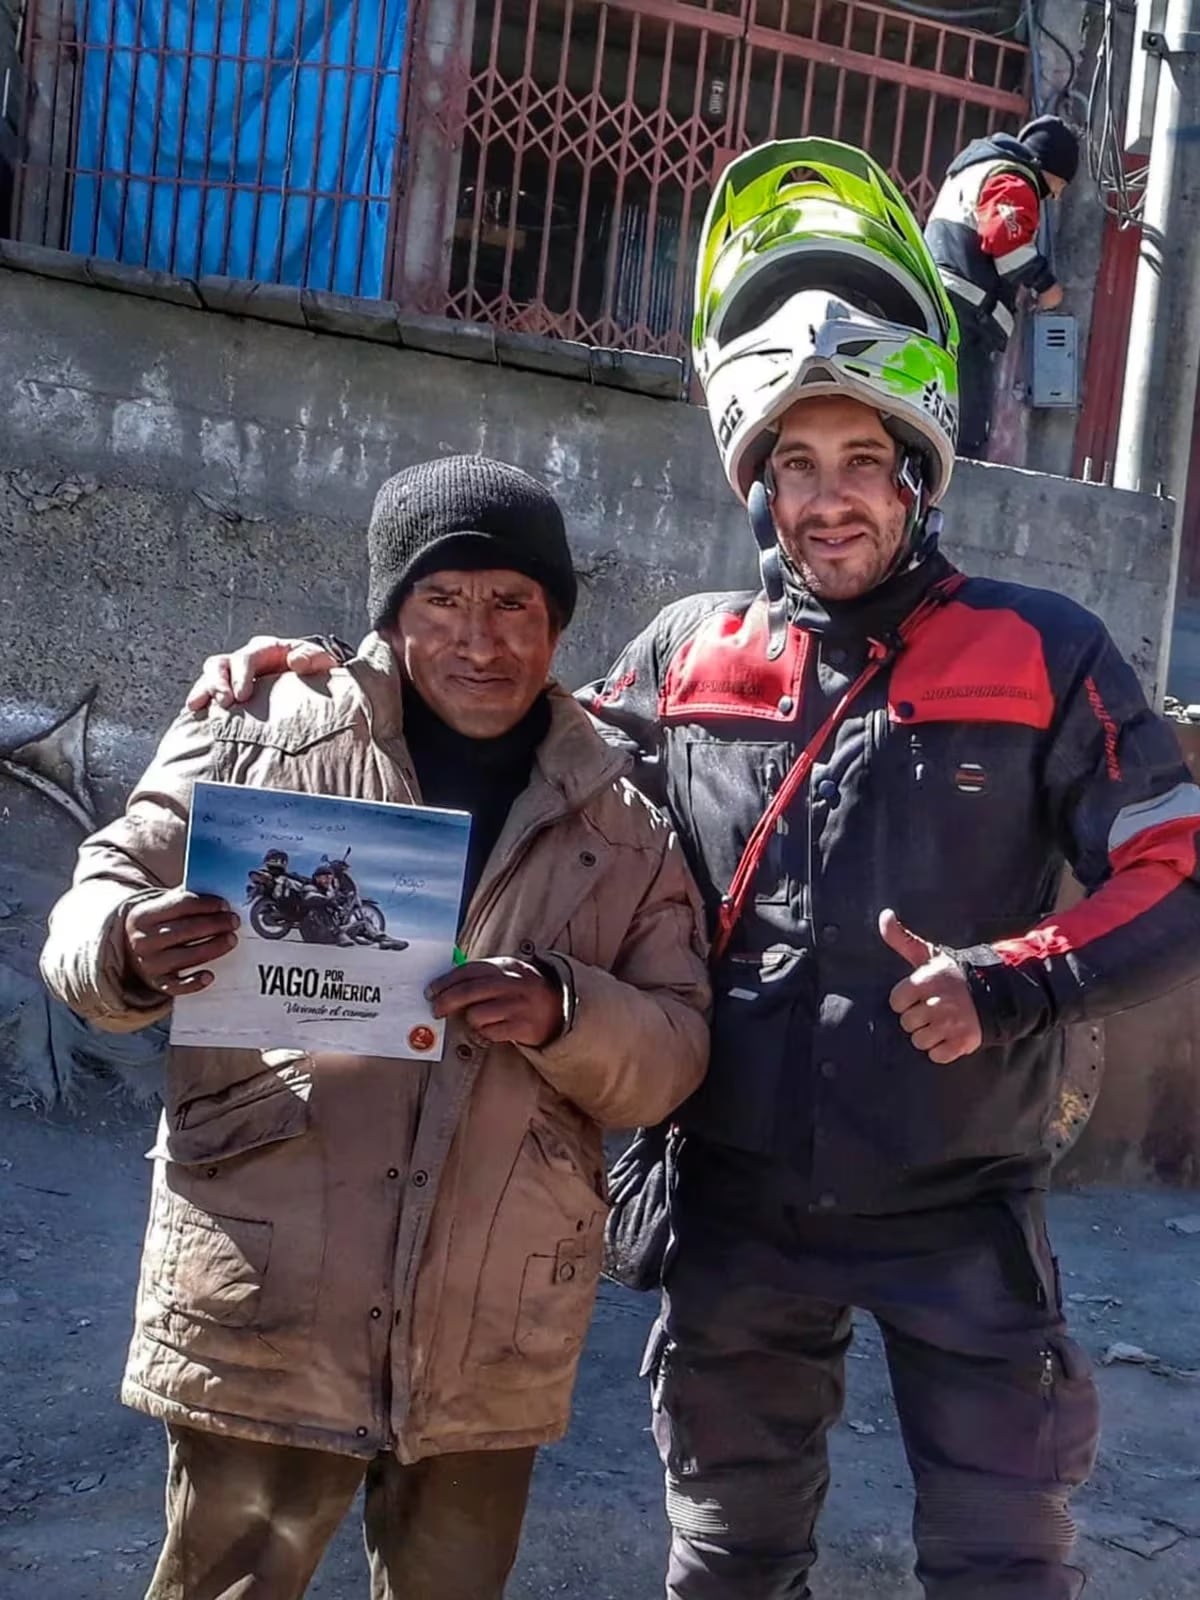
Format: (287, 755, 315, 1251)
(694, 138, 960, 505)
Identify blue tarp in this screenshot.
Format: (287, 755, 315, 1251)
(70, 0, 408, 297)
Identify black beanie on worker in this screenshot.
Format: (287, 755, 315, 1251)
(1018, 116, 1079, 184)
(367, 455, 578, 628)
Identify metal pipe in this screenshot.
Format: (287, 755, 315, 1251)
(1113, 0, 1200, 697)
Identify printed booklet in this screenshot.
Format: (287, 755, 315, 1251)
(170, 782, 471, 1060)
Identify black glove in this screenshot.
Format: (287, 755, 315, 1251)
(602, 1122, 673, 1292)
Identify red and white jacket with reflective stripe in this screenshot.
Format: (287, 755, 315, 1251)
(925, 133, 1057, 342)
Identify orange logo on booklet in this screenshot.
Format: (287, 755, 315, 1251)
(407, 1025, 436, 1054)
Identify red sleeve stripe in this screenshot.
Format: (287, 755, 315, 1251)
(1110, 812, 1200, 877)
(992, 815, 1200, 965)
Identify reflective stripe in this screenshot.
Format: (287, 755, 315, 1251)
(941, 270, 989, 307)
(938, 271, 1015, 338)
(1108, 781, 1200, 854)
(996, 242, 1039, 278)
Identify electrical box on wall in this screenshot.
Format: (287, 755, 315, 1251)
(1029, 315, 1079, 408)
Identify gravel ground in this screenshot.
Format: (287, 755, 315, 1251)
(1, 1088, 1198, 1599)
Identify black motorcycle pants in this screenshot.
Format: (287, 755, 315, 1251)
(647, 1142, 1100, 1600)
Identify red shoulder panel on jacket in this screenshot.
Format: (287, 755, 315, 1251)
(659, 602, 809, 723)
(888, 600, 1054, 729)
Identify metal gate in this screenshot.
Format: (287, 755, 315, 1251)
(9, 0, 410, 297)
(393, 0, 1029, 355)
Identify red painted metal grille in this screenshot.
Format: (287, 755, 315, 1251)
(394, 0, 1029, 356)
(738, 0, 1029, 220)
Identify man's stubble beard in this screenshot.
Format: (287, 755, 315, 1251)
(777, 509, 907, 602)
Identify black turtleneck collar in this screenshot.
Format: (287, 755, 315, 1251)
(402, 684, 552, 909)
(784, 550, 956, 647)
(402, 683, 551, 779)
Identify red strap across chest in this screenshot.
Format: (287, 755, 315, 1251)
(712, 575, 966, 961)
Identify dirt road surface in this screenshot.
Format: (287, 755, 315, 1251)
(2, 1089, 1198, 1598)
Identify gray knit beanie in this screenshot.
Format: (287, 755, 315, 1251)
(367, 455, 577, 627)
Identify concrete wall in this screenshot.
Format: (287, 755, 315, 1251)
(0, 265, 1171, 697)
(0, 264, 1184, 1170)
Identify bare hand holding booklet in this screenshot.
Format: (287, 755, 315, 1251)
(171, 781, 470, 1060)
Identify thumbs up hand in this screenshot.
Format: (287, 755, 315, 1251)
(880, 909, 983, 1064)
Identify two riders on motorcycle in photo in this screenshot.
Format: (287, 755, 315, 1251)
(246, 848, 408, 950)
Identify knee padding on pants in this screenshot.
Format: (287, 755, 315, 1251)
(916, 1474, 1077, 1563)
(666, 1464, 828, 1547)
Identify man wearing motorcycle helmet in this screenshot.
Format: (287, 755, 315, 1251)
(261, 848, 291, 885)
(259, 848, 306, 911)
(600, 140, 1200, 1600)
(305, 862, 346, 932)
(40, 457, 709, 1600)
(175, 141, 1200, 1600)
(263, 848, 289, 868)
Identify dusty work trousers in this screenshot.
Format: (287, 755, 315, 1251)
(953, 307, 1004, 460)
(648, 1141, 1100, 1600)
(144, 1424, 536, 1600)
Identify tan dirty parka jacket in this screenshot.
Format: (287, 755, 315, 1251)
(40, 635, 710, 1461)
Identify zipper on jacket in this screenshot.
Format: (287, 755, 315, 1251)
(764, 759, 788, 837)
(455, 772, 595, 952)
(457, 814, 551, 952)
(1040, 1348, 1055, 1397)
(909, 730, 926, 786)
(392, 797, 577, 1452)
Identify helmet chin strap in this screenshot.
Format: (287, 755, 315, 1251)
(884, 446, 942, 582)
(748, 474, 790, 661)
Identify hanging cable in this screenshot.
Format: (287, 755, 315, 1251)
(1035, 10, 1079, 102)
(1083, 0, 1149, 224)
(1022, 0, 1080, 113)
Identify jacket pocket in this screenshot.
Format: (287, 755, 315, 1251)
(150, 1191, 273, 1330)
(465, 1119, 609, 1387)
(153, 1053, 313, 1166)
(684, 738, 795, 909)
(141, 1058, 321, 1365)
(682, 948, 802, 1151)
(1044, 1336, 1100, 1486)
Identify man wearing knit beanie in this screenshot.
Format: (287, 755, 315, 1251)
(366, 454, 578, 633)
(41, 455, 710, 1600)
(926, 113, 1080, 457)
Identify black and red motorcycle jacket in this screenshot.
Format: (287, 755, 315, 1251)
(579, 550, 1200, 1214)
